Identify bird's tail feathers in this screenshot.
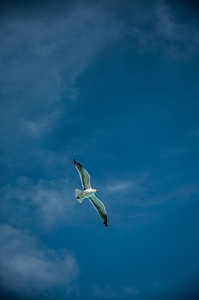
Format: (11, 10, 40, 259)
(75, 189, 84, 203)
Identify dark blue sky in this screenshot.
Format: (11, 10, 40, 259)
(1, 1, 199, 299)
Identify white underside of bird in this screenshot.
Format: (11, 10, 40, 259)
(73, 159, 108, 227)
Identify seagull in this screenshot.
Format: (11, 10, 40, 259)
(73, 159, 108, 227)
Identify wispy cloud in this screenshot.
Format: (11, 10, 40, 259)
(129, 1, 199, 59)
(0, 224, 79, 295)
(0, 176, 78, 230)
(92, 284, 139, 298)
(103, 175, 147, 195)
(19, 110, 60, 138)
(100, 172, 199, 228)
(0, 2, 124, 91)
(103, 174, 154, 207)
(0, 1, 125, 181)
(103, 170, 199, 208)
(1, 0, 198, 177)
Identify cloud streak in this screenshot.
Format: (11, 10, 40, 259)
(105, 175, 199, 207)
(101, 171, 199, 229)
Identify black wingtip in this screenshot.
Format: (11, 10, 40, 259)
(104, 221, 108, 227)
(104, 217, 108, 227)
(73, 159, 83, 168)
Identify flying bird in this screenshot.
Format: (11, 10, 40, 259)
(73, 159, 108, 227)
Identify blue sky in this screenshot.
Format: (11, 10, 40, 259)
(0, 0, 199, 299)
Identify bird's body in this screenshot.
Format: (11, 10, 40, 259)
(76, 188, 97, 200)
(73, 159, 108, 227)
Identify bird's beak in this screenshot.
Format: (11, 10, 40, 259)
(96, 190, 99, 192)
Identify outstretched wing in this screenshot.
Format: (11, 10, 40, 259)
(88, 194, 108, 227)
(73, 159, 91, 190)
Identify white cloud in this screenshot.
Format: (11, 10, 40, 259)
(0, 176, 79, 230)
(32, 178, 76, 228)
(0, 224, 79, 295)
